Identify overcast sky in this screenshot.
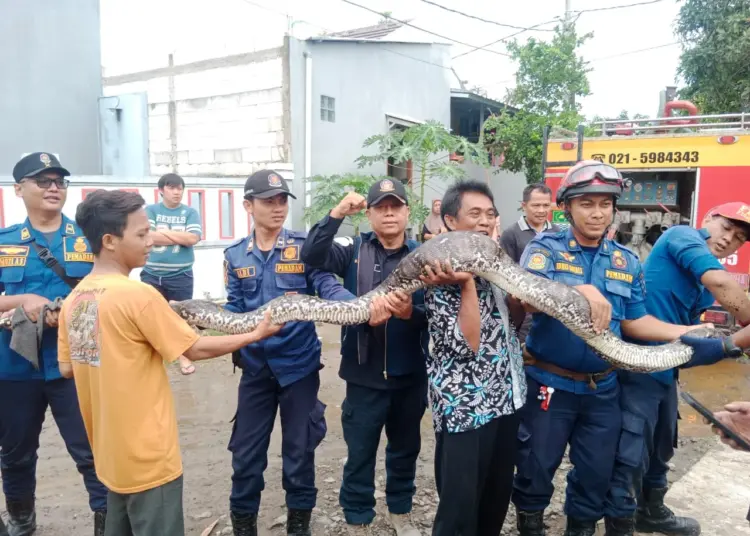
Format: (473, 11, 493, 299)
(101, 0, 685, 119)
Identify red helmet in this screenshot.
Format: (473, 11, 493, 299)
(556, 160, 625, 205)
(704, 202, 750, 226)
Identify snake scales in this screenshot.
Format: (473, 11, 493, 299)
(169, 231, 723, 373)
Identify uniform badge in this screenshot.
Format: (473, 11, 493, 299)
(246, 237, 254, 252)
(40, 153, 51, 167)
(276, 236, 285, 248)
(65, 223, 75, 235)
(64, 237, 94, 262)
(0, 245, 29, 267)
(282, 245, 300, 261)
(558, 252, 576, 263)
(73, 237, 87, 253)
(287, 238, 295, 244)
(20, 228, 30, 241)
(568, 239, 577, 248)
(268, 173, 282, 187)
(612, 250, 627, 269)
(379, 179, 395, 192)
(527, 253, 547, 271)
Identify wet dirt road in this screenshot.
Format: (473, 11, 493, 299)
(0, 325, 747, 535)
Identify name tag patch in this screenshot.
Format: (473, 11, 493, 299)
(64, 237, 94, 262)
(276, 263, 305, 274)
(0, 245, 29, 267)
(555, 262, 583, 275)
(234, 266, 256, 279)
(606, 269, 633, 283)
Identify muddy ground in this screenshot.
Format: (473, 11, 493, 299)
(0, 324, 742, 535)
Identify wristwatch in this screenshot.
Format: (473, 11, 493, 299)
(722, 336, 744, 358)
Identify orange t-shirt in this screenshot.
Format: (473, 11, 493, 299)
(58, 273, 200, 494)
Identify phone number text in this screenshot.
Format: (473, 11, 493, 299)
(592, 151, 700, 165)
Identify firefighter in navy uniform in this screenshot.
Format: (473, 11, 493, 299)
(0, 153, 108, 536)
(224, 170, 392, 536)
(512, 161, 707, 536)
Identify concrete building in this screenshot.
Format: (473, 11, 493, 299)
(0, 0, 103, 175)
(102, 21, 461, 229)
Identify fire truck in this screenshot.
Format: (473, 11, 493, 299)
(542, 97, 750, 328)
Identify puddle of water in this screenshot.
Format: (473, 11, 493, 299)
(678, 360, 750, 437)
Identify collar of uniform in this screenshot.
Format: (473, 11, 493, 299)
(362, 231, 408, 250)
(517, 216, 551, 232)
(564, 227, 582, 252)
(20, 215, 76, 243)
(699, 227, 711, 240)
(245, 228, 290, 254)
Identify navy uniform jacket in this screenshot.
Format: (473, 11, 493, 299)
(224, 228, 356, 387)
(0, 216, 94, 381)
(521, 227, 648, 394)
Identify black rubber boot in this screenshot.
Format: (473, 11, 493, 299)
(230, 512, 258, 536)
(0, 516, 9, 536)
(564, 517, 596, 536)
(635, 487, 701, 535)
(94, 511, 106, 536)
(6, 498, 36, 536)
(287, 509, 312, 536)
(517, 510, 546, 536)
(604, 516, 634, 536)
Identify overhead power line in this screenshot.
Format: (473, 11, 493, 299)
(419, 0, 555, 32)
(339, 0, 512, 57)
(452, 17, 563, 60)
(573, 0, 666, 14)
(589, 41, 679, 61)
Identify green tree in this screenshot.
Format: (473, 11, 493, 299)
(302, 173, 381, 234)
(355, 120, 489, 228)
(676, 0, 750, 114)
(483, 23, 592, 183)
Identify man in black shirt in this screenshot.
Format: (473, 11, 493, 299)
(301, 179, 428, 536)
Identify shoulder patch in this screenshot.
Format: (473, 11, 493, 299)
(525, 252, 549, 271)
(0, 223, 22, 236)
(224, 237, 247, 252)
(334, 236, 355, 247)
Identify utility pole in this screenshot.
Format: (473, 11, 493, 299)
(564, 0, 576, 111)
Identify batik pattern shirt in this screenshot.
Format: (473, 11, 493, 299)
(424, 277, 526, 434)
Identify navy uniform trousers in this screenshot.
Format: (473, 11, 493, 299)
(604, 371, 678, 518)
(513, 376, 622, 520)
(0, 378, 107, 511)
(229, 365, 327, 515)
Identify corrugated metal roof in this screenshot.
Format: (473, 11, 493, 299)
(325, 19, 405, 40)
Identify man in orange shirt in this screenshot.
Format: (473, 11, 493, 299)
(57, 190, 285, 535)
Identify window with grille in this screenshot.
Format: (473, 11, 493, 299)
(321, 95, 335, 122)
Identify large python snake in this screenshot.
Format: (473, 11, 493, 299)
(169, 231, 724, 373)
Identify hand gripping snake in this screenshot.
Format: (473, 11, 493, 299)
(169, 231, 725, 373)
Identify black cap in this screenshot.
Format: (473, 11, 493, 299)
(367, 178, 408, 207)
(243, 169, 296, 199)
(12, 152, 70, 183)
